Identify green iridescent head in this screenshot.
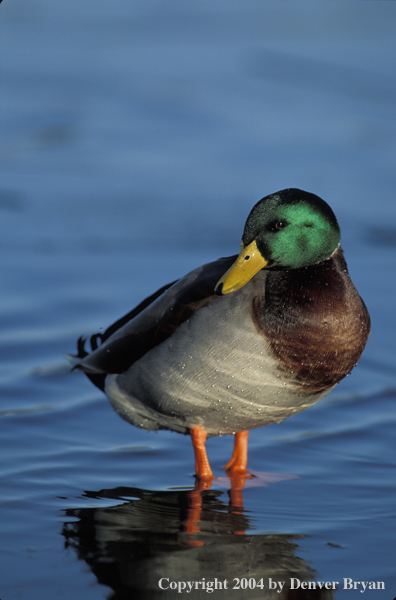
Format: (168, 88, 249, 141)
(215, 188, 341, 295)
(243, 188, 341, 270)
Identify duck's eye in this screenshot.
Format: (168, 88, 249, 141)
(267, 220, 289, 232)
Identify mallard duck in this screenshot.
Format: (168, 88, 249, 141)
(73, 188, 370, 480)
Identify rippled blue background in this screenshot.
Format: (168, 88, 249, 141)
(1, 1, 396, 598)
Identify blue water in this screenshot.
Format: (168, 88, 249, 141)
(1, 1, 396, 598)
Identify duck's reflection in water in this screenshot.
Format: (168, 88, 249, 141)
(62, 483, 334, 600)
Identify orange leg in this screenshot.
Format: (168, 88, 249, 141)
(190, 425, 213, 480)
(224, 430, 249, 474)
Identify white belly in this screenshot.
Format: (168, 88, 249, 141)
(105, 286, 329, 436)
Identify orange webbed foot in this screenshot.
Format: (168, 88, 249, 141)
(190, 425, 213, 481)
(224, 430, 249, 475)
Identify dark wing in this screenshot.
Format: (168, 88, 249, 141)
(73, 255, 236, 390)
(77, 280, 177, 356)
(74, 280, 177, 390)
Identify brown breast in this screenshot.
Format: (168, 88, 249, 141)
(251, 247, 371, 395)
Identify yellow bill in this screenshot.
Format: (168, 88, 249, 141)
(215, 239, 268, 295)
